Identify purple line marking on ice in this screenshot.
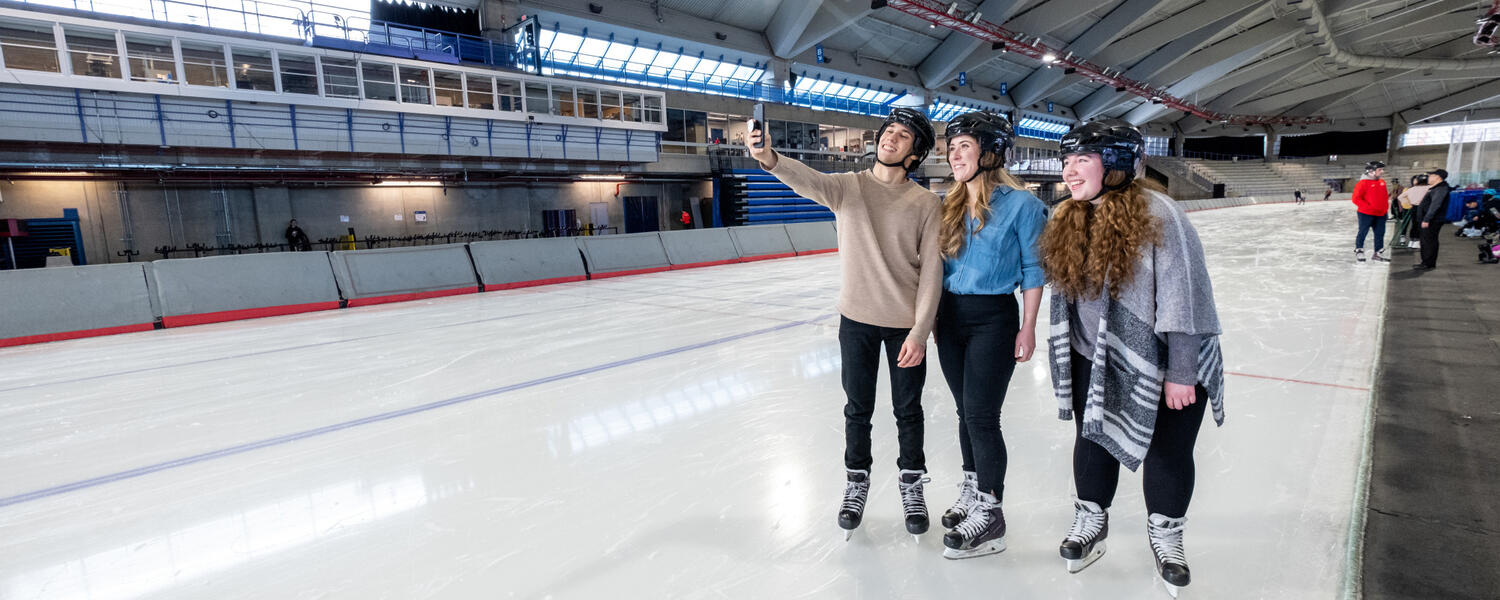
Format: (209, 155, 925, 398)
(0, 315, 835, 509)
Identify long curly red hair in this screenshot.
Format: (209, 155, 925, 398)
(1040, 172, 1164, 300)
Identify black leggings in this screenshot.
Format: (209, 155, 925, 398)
(934, 292, 1019, 500)
(1070, 352, 1206, 518)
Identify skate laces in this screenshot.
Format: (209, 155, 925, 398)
(1065, 501, 1107, 543)
(947, 473, 978, 517)
(841, 476, 870, 514)
(898, 471, 930, 517)
(1148, 515, 1188, 565)
(952, 495, 997, 540)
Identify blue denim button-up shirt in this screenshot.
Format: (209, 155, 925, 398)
(942, 185, 1047, 295)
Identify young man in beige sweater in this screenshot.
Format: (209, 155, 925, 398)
(746, 107, 944, 540)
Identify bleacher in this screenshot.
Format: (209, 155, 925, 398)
(716, 169, 834, 226)
(1184, 155, 1419, 198)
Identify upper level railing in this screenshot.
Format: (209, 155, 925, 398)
(5, 0, 542, 72)
(0, 6, 665, 132)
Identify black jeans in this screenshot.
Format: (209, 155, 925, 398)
(935, 292, 1019, 499)
(839, 315, 927, 473)
(1419, 221, 1444, 267)
(1070, 352, 1206, 518)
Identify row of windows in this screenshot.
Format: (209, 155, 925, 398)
(1402, 121, 1500, 146)
(0, 19, 663, 124)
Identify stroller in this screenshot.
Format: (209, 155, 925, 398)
(1471, 192, 1500, 263)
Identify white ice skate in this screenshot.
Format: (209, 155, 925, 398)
(1148, 513, 1191, 598)
(1355, 248, 1366, 262)
(1060, 499, 1109, 573)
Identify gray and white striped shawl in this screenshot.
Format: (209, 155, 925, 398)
(1048, 190, 1226, 472)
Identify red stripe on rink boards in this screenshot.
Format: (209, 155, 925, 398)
(484, 275, 588, 290)
(162, 301, 343, 328)
(0, 323, 157, 348)
(591, 266, 673, 279)
(345, 287, 479, 308)
(669, 259, 742, 270)
(796, 248, 838, 256)
(1225, 370, 1371, 391)
(738, 252, 799, 262)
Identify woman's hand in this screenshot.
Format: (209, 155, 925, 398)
(1014, 326, 1036, 362)
(1164, 382, 1197, 410)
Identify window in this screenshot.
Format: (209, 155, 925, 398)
(463, 73, 492, 109)
(553, 86, 575, 116)
(577, 88, 598, 119)
(525, 82, 549, 114)
(433, 70, 462, 107)
(277, 52, 317, 95)
(399, 66, 430, 104)
(1144, 136, 1171, 156)
(496, 78, 521, 111)
(126, 35, 175, 83)
(321, 57, 358, 99)
(180, 41, 227, 87)
(231, 48, 273, 90)
(64, 28, 120, 79)
(643, 95, 662, 124)
(622, 93, 642, 122)
(362, 62, 396, 101)
(599, 90, 620, 120)
(0, 21, 61, 73)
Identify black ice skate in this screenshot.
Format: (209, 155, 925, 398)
(942, 491, 1006, 559)
(897, 469, 931, 539)
(838, 469, 870, 540)
(1147, 513, 1191, 598)
(1060, 499, 1109, 573)
(941, 471, 978, 528)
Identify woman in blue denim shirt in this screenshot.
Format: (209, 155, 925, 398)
(933, 111, 1047, 560)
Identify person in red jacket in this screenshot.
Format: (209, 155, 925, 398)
(1352, 161, 1390, 263)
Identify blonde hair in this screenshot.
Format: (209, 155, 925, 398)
(1039, 172, 1164, 300)
(940, 152, 1028, 258)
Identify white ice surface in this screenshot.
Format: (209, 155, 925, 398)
(0, 201, 1386, 599)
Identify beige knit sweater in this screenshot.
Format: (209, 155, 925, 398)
(768, 154, 943, 344)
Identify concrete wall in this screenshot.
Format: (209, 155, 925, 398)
(0, 179, 714, 264)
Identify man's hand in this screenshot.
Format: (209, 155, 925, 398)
(896, 340, 925, 368)
(745, 121, 777, 169)
(1422, 221, 1430, 228)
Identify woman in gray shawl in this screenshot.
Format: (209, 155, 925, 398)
(1039, 121, 1225, 598)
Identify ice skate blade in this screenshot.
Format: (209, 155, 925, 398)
(1064, 541, 1106, 573)
(941, 538, 1006, 560)
(1158, 576, 1181, 598)
(842, 528, 854, 542)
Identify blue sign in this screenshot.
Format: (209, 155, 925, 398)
(815, 44, 825, 63)
(1000, 82, 1008, 95)
(958, 72, 966, 86)
(1047, 102, 1054, 113)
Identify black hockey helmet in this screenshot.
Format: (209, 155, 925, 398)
(1365, 160, 1386, 173)
(1059, 119, 1144, 174)
(944, 110, 1015, 170)
(875, 107, 936, 172)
